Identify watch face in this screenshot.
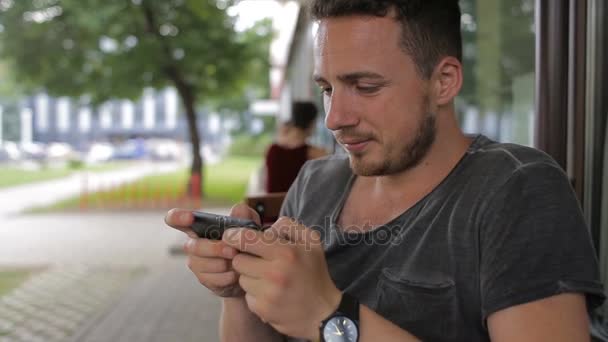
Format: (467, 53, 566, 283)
(322, 315, 358, 342)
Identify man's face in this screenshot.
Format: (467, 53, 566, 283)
(313, 15, 436, 176)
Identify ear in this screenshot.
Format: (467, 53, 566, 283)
(431, 56, 463, 106)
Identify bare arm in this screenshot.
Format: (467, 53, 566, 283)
(356, 293, 589, 341)
(358, 305, 421, 341)
(220, 298, 284, 342)
(487, 293, 590, 341)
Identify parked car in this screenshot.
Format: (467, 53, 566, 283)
(111, 138, 147, 160)
(84, 142, 115, 164)
(146, 139, 183, 161)
(0, 142, 21, 163)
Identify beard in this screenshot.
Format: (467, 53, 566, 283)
(349, 111, 437, 176)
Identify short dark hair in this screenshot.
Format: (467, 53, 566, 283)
(310, 0, 462, 79)
(289, 101, 318, 130)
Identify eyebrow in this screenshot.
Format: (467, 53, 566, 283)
(313, 71, 386, 84)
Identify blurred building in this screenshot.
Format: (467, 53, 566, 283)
(19, 87, 210, 150)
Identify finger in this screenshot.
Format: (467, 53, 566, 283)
(185, 238, 238, 259)
(245, 293, 263, 320)
(230, 203, 262, 227)
(231, 252, 270, 279)
(187, 256, 231, 274)
(267, 217, 321, 246)
(203, 271, 239, 290)
(243, 283, 274, 325)
(165, 208, 195, 236)
(223, 228, 286, 260)
(239, 274, 266, 298)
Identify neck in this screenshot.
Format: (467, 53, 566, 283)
(278, 128, 308, 148)
(361, 110, 471, 201)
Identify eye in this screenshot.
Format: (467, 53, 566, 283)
(356, 85, 380, 94)
(320, 87, 333, 96)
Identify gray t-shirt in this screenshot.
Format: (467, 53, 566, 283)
(281, 135, 604, 341)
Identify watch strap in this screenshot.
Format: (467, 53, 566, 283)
(336, 291, 359, 322)
(319, 291, 360, 342)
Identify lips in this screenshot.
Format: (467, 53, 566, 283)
(340, 139, 371, 152)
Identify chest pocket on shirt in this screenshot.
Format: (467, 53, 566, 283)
(375, 267, 457, 341)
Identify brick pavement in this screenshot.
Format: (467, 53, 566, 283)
(0, 265, 145, 342)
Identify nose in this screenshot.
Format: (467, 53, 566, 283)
(324, 89, 359, 131)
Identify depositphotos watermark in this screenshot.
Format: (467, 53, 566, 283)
(220, 216, 407, 251)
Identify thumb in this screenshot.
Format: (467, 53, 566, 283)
(267, 217, 322, 246)
(230, 202, 262, 227)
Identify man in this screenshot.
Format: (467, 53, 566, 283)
(165, 0, 604, 341)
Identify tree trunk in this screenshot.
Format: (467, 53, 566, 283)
(176, 82, 205, 199)
(139, 0, 204, 199)
(169, 73, 204, 199)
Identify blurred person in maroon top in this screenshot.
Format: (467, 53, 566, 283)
(264, 101, 328, 193)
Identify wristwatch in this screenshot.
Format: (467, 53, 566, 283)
(319, 291, 360, 342)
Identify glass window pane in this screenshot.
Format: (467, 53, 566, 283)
(457, 0, 536, 146)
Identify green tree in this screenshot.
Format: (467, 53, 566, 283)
(0, 0, 271, 196)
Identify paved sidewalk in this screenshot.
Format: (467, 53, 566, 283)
(72, 259, 222, 342)
(0, 209, 230, 342)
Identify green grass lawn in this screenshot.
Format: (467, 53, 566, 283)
(204, 156, 263, 204)
(29, 156, 262, 212)
(0, 167, 72, 188)
(0, 161, 134, 189)
(0, 269, 37, 298)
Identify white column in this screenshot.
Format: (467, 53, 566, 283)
(100, 103, 112, 130)
(35, 93, 49, 132)
(20, 107, 33, 145)
(121, 100, 134, 129)
(143, 88, 155, 130)
(57, 97, 70, 133)
(165, 87, 178, 129)
(79, 107, 92, 133)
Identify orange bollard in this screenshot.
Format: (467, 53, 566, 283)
(119, 182, 127, 210)
(142, 181, 149, 210)
(128, 181, 135, 209)
(80, 173, 88, 212)
(190, 173, 202, 209)
(162, 182, 170, 209)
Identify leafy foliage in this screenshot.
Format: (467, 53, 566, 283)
(0, 0, 272, 185)
(0, 0, 271, 104)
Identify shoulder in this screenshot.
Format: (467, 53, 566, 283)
(298, 153, 350, 182)
(465, 135, 565, 184)
(266, 143, 290, 161)
(265, 143, 280, 155)
(266, 142, 282, 152)
(281, 153, 351, 217)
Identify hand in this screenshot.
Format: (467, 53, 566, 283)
(164, 204, 261, 298)
(223, 217, 342, 340)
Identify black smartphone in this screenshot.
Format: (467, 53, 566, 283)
(191, 211, 262, 240)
